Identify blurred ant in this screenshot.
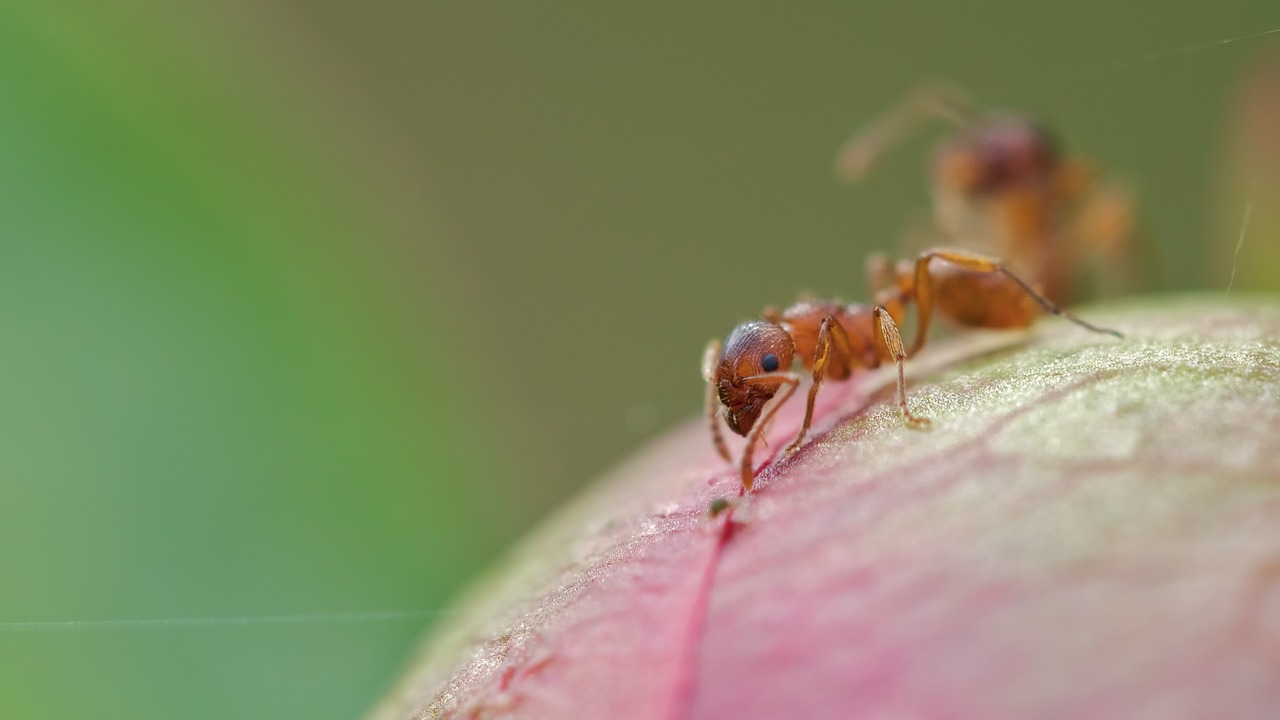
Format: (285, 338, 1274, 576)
(835, 83, 1135, 306)
(703, 248, 1121, 492)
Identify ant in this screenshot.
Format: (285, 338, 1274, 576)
(834, 83, 1135, 306)
(703, 248, 1121, 492)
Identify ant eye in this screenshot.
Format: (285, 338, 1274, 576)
(761, 354, 780, 372)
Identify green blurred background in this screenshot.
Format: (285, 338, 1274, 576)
(0, 3, 1275, 718)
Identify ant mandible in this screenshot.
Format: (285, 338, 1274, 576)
(834, 83, 1135, 306)
(703, 248, 1121, 492)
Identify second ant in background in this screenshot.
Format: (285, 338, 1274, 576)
(835, 83, 1139, 308)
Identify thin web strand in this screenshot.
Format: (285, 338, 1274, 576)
(1226, 198, 1254, 294)
(0, 608, 444, 632)
(1083, 26, 1280, 79)
(1166, 26, 1280, 59)
(1129, 26, 1280, 67)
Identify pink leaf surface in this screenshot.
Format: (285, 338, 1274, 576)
(371, 296, 1280, 720)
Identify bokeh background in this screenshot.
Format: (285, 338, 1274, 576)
(1, 3, 1277, 718)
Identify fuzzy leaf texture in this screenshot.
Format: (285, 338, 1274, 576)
(370, 296, 1280, 720)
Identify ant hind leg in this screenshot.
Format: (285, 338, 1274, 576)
(909, 248, 1123, 356)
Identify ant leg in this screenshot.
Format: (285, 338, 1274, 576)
(738, 373, 800, 492)
(873, 306, 931, 428)
(702, 339, 732, 463)
(834, 81, 977, 182)
(909, 248, 1123, 355)
(907, 253, 939, 357)
(1063, 182, 1138, 297)
(866, 252, 895, 295)
(786, 316, 853, 455)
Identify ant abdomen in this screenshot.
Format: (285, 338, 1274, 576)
(929, 265, 1042, 329)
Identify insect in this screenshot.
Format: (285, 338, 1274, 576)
(703, 248, 1121, 492)
(834, 83, 1135, 306)
(707, 496, 733, 519)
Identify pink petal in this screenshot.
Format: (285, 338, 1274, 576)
(373, 299, 1280, 720)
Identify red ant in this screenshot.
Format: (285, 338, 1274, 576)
(834, 83, 1135, 306)
(703, 248, 1121, 492)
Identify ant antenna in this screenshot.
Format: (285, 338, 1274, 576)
(834, 81, 977, 183)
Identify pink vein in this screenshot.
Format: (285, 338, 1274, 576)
(667, 502, 739, 720)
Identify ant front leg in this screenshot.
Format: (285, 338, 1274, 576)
(786, 316, 853, 455)
(909, 248, 1124, 355)
(873, 306, 931, 429)
(738, 373, 801, 492)
(702, 339, 732, 463)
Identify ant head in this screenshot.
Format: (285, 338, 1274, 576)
(932, 114, 1058, 196)
(715, 321, 796, 436)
